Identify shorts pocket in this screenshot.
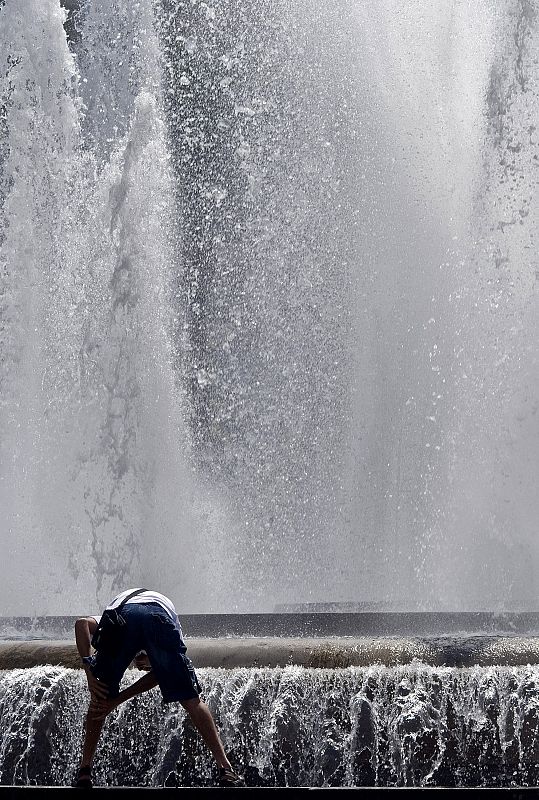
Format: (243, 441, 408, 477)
(181, 653, 202, 694)
(151, 612, 183, 651)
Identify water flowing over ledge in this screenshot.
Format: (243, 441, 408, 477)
(2, 665, 539, 787)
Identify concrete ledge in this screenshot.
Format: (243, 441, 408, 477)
(1, 636, 539, 669)
(0, 638, 429, 670)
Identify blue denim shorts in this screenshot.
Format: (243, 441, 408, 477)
(89, 602, 200, 703)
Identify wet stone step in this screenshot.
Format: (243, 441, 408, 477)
(1, 788, 539, 797)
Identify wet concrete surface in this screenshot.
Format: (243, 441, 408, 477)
(1, 635, 538, 669)
(0, 787, 538, 796)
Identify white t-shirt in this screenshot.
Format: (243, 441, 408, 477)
(92, 589, 181, 632)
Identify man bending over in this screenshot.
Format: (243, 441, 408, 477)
(74, 588, 243, 787)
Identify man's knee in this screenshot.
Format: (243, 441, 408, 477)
(181, 696, 203, 714)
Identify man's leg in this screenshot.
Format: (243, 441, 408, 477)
(80, 701, 106, 769)
(181, 697, 232, 770)
(77, 645, 137, 782)
(140, 609, 241, 782)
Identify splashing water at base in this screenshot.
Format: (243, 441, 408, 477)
(2, 664, 539, 787)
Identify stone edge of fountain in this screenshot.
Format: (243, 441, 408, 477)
(1, 635, 539, 669)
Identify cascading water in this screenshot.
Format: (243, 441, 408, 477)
(2, 664, 539, 787)
(0, 0, 230, 614)
(1, 1, 537, 789)
(163, 0, 539, 611)
(0, 0, 538, 612)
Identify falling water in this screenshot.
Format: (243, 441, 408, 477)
(0, 0, 229, 614)
(2, 664, 539, 787)
(0, 0, 538, 613)
(154, 0, 539, 610)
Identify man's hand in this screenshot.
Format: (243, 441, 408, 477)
(83, 666, 109, 701)
(89, 695, 118, 722)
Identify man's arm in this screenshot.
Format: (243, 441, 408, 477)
(75, 617, 108, 701)
(90, 670, 159, 721)
(75, 617, 98, 658)
(117, 670, 159, 703)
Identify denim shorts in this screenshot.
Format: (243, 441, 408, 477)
(89, 602, 201, 703)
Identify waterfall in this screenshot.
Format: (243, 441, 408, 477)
(0, 0, 537, 613)
(425, 0, 539, 609)
(155, 0, 539, 610)
(0, 0, 231, 614)
(1, 664, 539, 787)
